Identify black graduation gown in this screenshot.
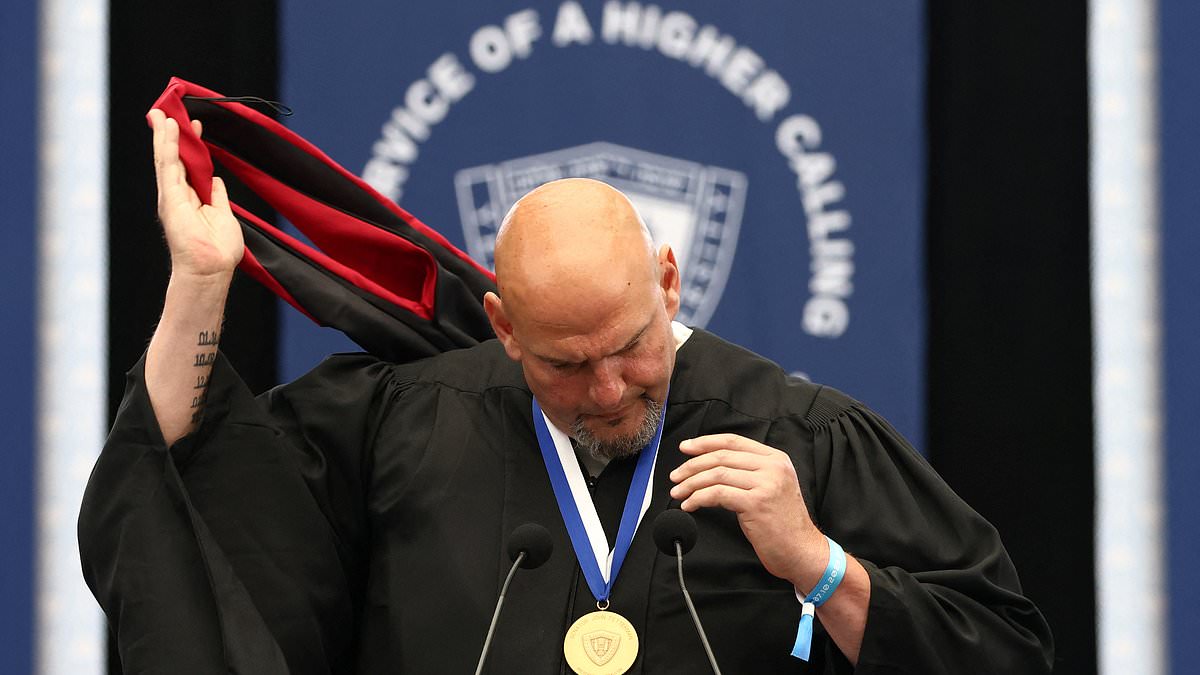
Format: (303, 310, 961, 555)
(80, 329, 1054, 674)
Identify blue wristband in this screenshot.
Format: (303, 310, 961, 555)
(790, 536, 846, 661)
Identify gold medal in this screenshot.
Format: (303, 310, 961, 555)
(563, 607, 639, 675)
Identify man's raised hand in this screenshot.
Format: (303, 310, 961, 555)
(149, 108, 243, 280)
(667, 433, 872, 664)
(668, 433, 828, 589)
(144, 109, 243, 446)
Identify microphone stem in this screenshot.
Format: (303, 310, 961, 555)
(475, 551, 526, 675)
(676, 542, 722, 675)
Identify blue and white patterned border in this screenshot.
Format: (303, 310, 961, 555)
(35, 0, 108, 671)
(1090, 1, 1167, 674)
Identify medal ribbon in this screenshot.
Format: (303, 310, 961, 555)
(532, 397, 665, 603)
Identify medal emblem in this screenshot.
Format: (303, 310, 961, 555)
(563, 611, 639, 674)
(583, 630, 620, 665)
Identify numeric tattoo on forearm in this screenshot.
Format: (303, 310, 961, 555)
(190, 328, 220, 424)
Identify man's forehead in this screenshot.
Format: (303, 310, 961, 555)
(525, 313, 656, 364)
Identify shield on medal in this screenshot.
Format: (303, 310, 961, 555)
(454, 141, 748, 328)
(583, 630, 621, 666)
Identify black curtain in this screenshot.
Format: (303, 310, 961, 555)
(926, 4, 1094, 674)
(107, 1, 280, 671)
(107, 2, 1096, 673)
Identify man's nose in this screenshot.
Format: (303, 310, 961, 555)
(589, 358, 626, 409)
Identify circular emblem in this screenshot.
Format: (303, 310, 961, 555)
(563, 610, 639, 675)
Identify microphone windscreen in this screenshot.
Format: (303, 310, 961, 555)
(652, 509, 698, 556)
(507, 523, 553, 569)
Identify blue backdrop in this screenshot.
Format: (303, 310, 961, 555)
(1162, 1, 1200, 672)
(0, 0, 37, 671)
(279, 1, 926, 443)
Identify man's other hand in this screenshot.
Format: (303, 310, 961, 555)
(668, 433, 829, 590)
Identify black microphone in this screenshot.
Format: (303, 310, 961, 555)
(652, 508, 698, 556)
(507, 523, 553, 569)
(475, 523, 553, 675)
(652, 510, 722, 675)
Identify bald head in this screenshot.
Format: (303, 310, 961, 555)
(493, 178, 657, 329)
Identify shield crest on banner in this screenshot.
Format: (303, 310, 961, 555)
(454, 141, 747, 327)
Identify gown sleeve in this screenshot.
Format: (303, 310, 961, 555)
(774, 386, 1055, 674)
(78, 351, 405, 675)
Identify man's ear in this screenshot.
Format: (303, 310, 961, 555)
(658, 245, 682, 320)
(484, 291, 523, 361)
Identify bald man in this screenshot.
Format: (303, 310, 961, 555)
(483, 178, 875, 662)
(81, 112, 1052, 674)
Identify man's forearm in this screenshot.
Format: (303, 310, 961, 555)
(145, 272, 232, 446)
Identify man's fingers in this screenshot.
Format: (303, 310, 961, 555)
(191, 119, 203, 138)
(148, 108, 166, 137)
(209, 176, 230, 211)
(151, 113, 205, 212)
(150, 110, 170, 195)
(153, 114, 185, 198)
(206, 176, 236, 214)
(680, 483, 752, 514)
(669, 449, 762, 483)
(670, 466, 758, 502)
(679, 433, 774, 457)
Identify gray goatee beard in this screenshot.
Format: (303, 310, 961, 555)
(571, 396, 664, 461)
